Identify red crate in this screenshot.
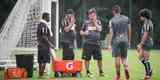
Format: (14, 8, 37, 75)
(4, 68, 27, 80)
(53, 60, 83, 73)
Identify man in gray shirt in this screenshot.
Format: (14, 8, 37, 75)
(108, 5, 131, 80)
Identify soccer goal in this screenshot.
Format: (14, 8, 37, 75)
(0, 0, 59, 68)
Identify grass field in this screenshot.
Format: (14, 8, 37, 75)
(0, 49, 160, 80)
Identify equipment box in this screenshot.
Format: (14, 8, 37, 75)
(53, 60, 83, 77)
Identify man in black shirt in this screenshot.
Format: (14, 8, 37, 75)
(137, 9, 153, 80)
(61, 9, 76, 60)
(80, 8, 104, 77)
(37, 12, 54, 78)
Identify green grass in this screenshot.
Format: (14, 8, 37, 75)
(1, 49, 160, 80)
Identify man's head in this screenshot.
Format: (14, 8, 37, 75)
(112, 5, 121, 16)
(88, 8, 97, 22)
(139, 9, 152, 21)
(65, 9, 75, 15)
(65, 9, 75, 23)
(42, 12, 50, 22)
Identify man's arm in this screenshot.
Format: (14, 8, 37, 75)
(37, 23, 42, 44)
(140, 32, 149, 45)
(108, 27, 113, 47)
(64, 24, 73, 32)
(138, 24, 150, 48)
(42, 25, 55, 49)
(80, 30, 89, 36)
(43, 36, 55, 49)
(137, 31, 149, 49)
(64, 19, 75, 32)
(128, 23, 131, 47)
(95, 20, 102, 32)
(108, 20, 113, 47)
(80, 23, 89, 36)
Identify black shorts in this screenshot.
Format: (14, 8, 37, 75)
(82, 43, 102, 60)
(112, 42, 128, 58)
(142, 41, 153, 52)
(38, 48, 51, 64)
(62, 43, 75, 60)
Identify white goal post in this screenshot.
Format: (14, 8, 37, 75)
(0, 0, 59, 68)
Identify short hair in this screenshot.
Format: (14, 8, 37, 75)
(112, 5, 121, 13)
(42, 12, 49, 19)
(139, 9, 152, 19)
(65, 9, 75, 15)
(88, 8, 97, 14)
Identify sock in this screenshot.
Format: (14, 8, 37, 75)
(145, 60, 152, 76)
(123, 64, 129, 70)
(123, 64, 129, 74)
(141, 59, 152, 76)
(123, 64, 130, 79)
(86, 63, 90, 73)
(116, 69, 120, 76)
(122, 58, 129, 70)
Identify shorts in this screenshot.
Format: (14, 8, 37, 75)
(38, 47, 51, 64)
(142, 41, 153, 52)
(112, 41, 128, 58)
(82, 43, 102, 60)
(62, 43, 75, 60)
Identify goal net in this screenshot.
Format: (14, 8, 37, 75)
(0, 0, 41, 65)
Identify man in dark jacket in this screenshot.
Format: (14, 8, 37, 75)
(37, 12, 54, 78)
(61, 9, 76, 60)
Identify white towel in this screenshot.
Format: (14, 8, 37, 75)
(40, 19, 53, 36)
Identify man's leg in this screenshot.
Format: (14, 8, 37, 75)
(62, 43, 69, 60)
(85, 60, 90, 73)
(39, 63, 43, 77)
(115, 57, 121, 80)
(112, 43, 121, 80)
(143, 51, 152, 79)
(42, 63, 46, 75)
(138, 49, 152, 79)
(69, 48, 75, 60)
(138, 48, 144, 61)
(82, 44, 93, 77)
(40, 63, 46, 76)
(94, 45, 104, 76)
(39, 63, 46, 77)
(97, 60, 104, 76)
(121, 42, 130, 80)
(84, 60, 93, 77)
(122, 58, 130, 80)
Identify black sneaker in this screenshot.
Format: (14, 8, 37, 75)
(99, 71, 105, 77)
(149, 70, 152, 77)
(86, 71, 93, 77)
(144, 70, 152, 80)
